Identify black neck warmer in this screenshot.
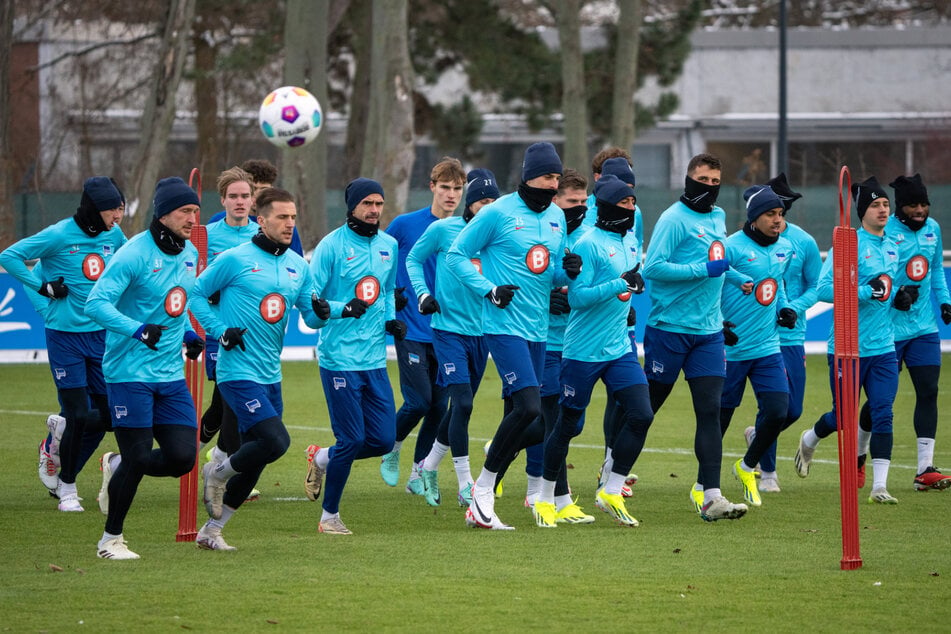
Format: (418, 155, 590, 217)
(252, 230, 289, 256)
(463, 206, 474, 223)
(895, 208, 926, 232)
(346, 210, 379, 237)
(149, 217, 186, 255)
(517, 182, 557, 213)
(743, 220, 779, 246)
(680, 176, 720, 213)
(563, 204, 587, 234)
(595, 200, 635, 235)
(73, 192, 110, 237)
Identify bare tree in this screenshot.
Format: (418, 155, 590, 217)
(554, 0, 587, 171)
(344, 0, 371, 184)
(610, 0, 641, 150)
(0, 0, 14, 248)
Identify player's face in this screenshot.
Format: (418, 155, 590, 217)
(553, 187, 587, 210)
(901, 202, 929, 223)
(862, 197, 890, 232)
(431, 179, 463, 217)
(259, 200, 297, 246)
(616, 195, 636, 211)
(160, 205, 200, 240)
(469, 198, 495, 216)
(353, 194, 384, 224)
(526, 173, 560, 190)
(222, 181, 253, 223)
(753, 208, 784, 237)
(688, 164, 721, 185)
(98, 206, 123, 229)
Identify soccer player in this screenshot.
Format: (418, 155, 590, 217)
(718, 184, 797, 508)
(1, 177, 127, 511)
(190, 188, 326, 550)
(642, 152, 750, 522)
(304, 178, 404, 535)
(795, 176, 902, 503)
(85, 177, 203, 559)
(859, 173, 950, 491)
(533, 174, 653, 528)
(408, 168, 499, 507)
(446, 142, 581, 530)
(379, 158, 465, 495)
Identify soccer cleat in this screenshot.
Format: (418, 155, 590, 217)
(868, 488, 899, 504)
(556, 500, 595, 524)
(733, 459, 762, 507)
(405, 462, 425, 495)
(484, 440, 504, 498)
(304, 444, 324, 502)
(196, 523, 237, 551)
(494, 478, 504, 498)
(38, 440, 59, 494)
(245, 488, 260, 501)
(689, 486, 704, 514)
(318, 516, 353, 535)
(202, 462, 226, 519)
(700, 496, 748, 522)
(457, 482, 473, 507)
(46, 415, 66, 467)
(98, 452, 117, 515)
(914, 467, 951, 491)
(794, 430, 815, 478)
(465, 484, 514, 530)
(205, 446, 217, 464)
(421, 469, 440, 507)
(758, 476, 781, 493)
(380, 449, 400, 487)
(532, 500, 558, 528)
(97, 536, 139, 560)
(595, 489, 638, 527)
(857, 454, 867, 489)
(57, 493, 84, 512)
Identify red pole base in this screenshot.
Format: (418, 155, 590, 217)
(841, 557, 863, 571)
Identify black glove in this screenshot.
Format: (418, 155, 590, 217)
(562, 251, 582, 279)
(311, 294, 331, 320)
(342, 298, 369, 319)
(868, 277, 886, 300)
(941, 303, 951, 325)
(219, 327, 247, 352)
(133, 323, 167, 350)
(385, 319, 407, 340)
(486, 285, 518, 309)
(208, 290, 221, 305)
(394, 287, 408, 312)
(722, 320, 739, 346)
(418, 293, 441, 315)
(777, 307, 798, 329)
(38, 277, 68, 299)
(549, 288, 570, 315)
(183, 331, 204, 360)
(621, 263, 644, 294)
(892, 284, 920, 311)
(626, 307, 637, 327)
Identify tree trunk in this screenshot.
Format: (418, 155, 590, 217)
(0, 0, 15, 248)
(555, 0, 587, 173)
(127, 0, 197, 233)
(344, 0, 371, 185)
(192, 17, 219, 186)
(282, 0, 328, 250)
(361, 0, 414, 226)
(609, 0, 641, 150)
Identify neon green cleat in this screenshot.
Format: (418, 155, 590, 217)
(733, 459, 762, 507)
(689, 485, 704, 515)
(595, 489, 638, 527)
(532, 500, 558, 528)
(868, 488, 898, 504)
(555, 500, 595, 524)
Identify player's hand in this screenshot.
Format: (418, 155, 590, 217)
(418, 293, 441, 315)
(133, 323, 168, 350)
(626, 307, 637, 327)
(620, 263, 644, 294)
(311, 294, 331, 320)
(219, 327, 247, 351)
(394, 287, 408, 312)
(342, 298, 369, 319)
(941, 303, 951, 325)
(38, 277, 68, 299)
(385, 319, 407, 341)
(722, 320, 739, 346)
(868, 277, 887, 300)
(549, 288, 570, 315)
(892, 284, 920, 311)
(486, 285, 518, 309)
(562, 249, 582, 279)
(706, 259, 730, 278)
(183, 331, 204, 360)
(777, 307, 798, 329)
(208, 290, 221, 305)
(740, 281, 754, 295)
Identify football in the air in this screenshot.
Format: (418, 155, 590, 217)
(258, 86, 323, 148)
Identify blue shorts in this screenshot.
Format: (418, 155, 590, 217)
(540, 350, 562, 397)
(203, 336, 220, 381)
(643, 325, 726, 383)
(45, 328, 106, 392)
(895, 332, 941, 369)
(106, 380, 196, 429)
(218, 380, 283, 433)
(485, 334, 546, 397)
(721, 353, 789, 409)
(560, 352, 646, 410)
(431, 328, 488, 388)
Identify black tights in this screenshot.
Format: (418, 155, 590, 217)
(58, 389, 111, 484)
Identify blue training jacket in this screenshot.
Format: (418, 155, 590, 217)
(385, 206, 443, 343)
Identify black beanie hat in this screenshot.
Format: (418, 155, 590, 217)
(765, 172, 802, 212)
(851, 176, 888, 219)
(889, 173, 930, 210)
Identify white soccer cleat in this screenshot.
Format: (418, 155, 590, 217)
(465, 483, 514, 530)
(202, 462, 226, 520)
(38, 440, 59, 494)
(97, 536, 139, 560)
(98, 452, 118, 515)
(57, 493, 84, 512)
(196, 523, 237, 551)
(46, 415, 66, 467)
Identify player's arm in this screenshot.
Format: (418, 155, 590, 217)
(568, 243, 626, 309)
(406, 223, 439, 301)
(0, 229, 61, 297)
(85, 254, 144, 337)
(790, 238, 822, 313)
(642, 219, 707, 281)
(294, 266, 327, 330)
(309, 237, 346, 318)
(446, 210, 497, 296)
(816, 249, 834, 303)
(929, 224, 951, 306)
(189, 256, 231, 340)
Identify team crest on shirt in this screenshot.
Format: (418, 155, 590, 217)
(775, 251, 787, 262)
(924, 232, 936, 243)
(380, 250, 391, 262)
(886, 249, 898, 262)
(549, 222, 562, 233)
(185, 260, 194, 272)
(102, 245, 113, 255)
(286, 267, 298, 279)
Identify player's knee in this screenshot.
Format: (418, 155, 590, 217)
(364, 430, 395, 457)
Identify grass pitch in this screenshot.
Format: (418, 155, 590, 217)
(1, 356, 949, 632)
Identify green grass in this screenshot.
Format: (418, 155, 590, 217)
(1, 356, 949, 632)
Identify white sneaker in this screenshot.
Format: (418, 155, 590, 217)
(97, 536, 139, 560)
(98, 452, 117, 515)
(794, 430, 815, 478)
(868, 488, 899, 504)
(46, 414, 66, 467)
(759, 476, 781, 493)
(38, 440, 59, 494)
(196, 523, 237, 551)
(202, 462, 226, 519)
(465, 484, 514, 530)
(57, 493, 84, 512)
(699, 496, 748, 522)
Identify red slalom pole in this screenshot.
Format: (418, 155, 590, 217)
(177, 168, 207, 542)
(832, 165, 862, 570)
